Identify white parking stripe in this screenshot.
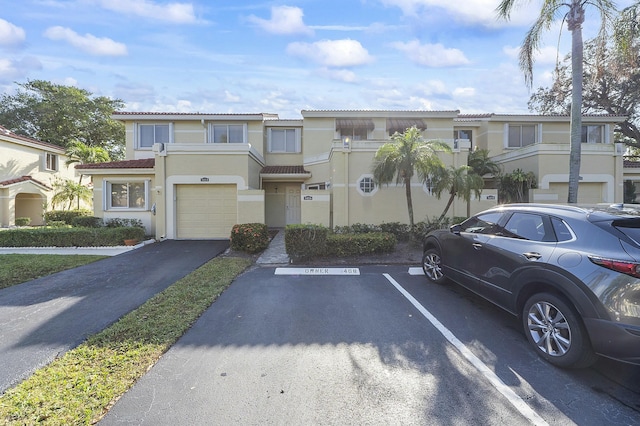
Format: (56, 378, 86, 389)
(383, 273, 549, 426)
(275, 267, 360, 275)
(408, 267, 424, 275)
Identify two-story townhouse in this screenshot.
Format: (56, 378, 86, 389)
(0, 125, 76, 227)
(77, 110, 627, 241)
(461, 114, 627, 204)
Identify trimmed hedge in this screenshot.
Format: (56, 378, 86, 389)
(325, 232, 396, 257)
(229, 223, 270, 254)
(44, 210, 92, 225)
(0, 227, 145, 247)
(285, 224, 329, 261)
(15, 217, 31, 226)
(71, 216, 104, 228)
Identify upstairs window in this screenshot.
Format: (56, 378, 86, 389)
(138, 124, 170, 149)
(454, 129, 472, 149)
(45, 153, 58, 171)
(508, 124, 536, 148)
(582, 125, 604, 144)
(336, 119, 373, 145)
(357, 175, 378, 196)
(269, 128, 300, 153)
(211, 124, 245, 143)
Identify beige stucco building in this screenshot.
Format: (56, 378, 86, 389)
(0, 125, 76, 227)
(76, 110, 627, 240)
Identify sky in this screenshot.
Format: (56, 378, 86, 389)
(0, 0, 635, 119)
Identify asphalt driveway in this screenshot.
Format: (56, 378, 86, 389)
(0, 240, 229, 393)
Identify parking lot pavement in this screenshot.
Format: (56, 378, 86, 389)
(100, 265, 640, 425)
(0, 240, 229, 393)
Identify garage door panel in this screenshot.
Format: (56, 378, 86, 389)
(176, 184, 237, 239)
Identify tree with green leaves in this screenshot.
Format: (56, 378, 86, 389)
(51, 178, 93, 211)
(0, 80, 125, 160)
(498, 169, 538, 203)
(497, 0, 617, 204)
(65, 140, 111, 184)
(528, 39, 640, 148)
(372, 126, 451, 228)
(430, 165, 485, 222)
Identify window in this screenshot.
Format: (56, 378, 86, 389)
(505, 213, 547, 241)
(582, 125, 604, 144)
(454, 129, 472, 150)
(45, 153, 58, 171)
(306, 182, 327, 190)
(269, 128, 300, 153)
(211, 124, 245, 143)
(357, 175, 377, 195)
(106, 181, 148, 210)
(508, 124, 536, 148)
(459, 212, 504, 234)
(139, 124, 170, 148)
(341, 127, 368, 144)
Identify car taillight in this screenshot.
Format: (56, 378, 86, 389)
(589, 256, 640, 278)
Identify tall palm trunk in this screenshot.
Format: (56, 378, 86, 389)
(404, 176, 414, 228)
(567, 1, 585, 203)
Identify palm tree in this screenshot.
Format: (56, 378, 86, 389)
(51, 178, 93, 211)
(497, 0, 616, 203)
(430, 165, 484, 222)
(466, 148, 501, 215)
(372, 126, 451, 228)
(65, 140, 111, 184)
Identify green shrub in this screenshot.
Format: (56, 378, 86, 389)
(325, 232, 396, 257)
(47, 221, 68, 228)
(229, 223, 270, 254)
(285, 224, 328, 262)
(379, 222, 411, 241)
(105, 218, 144, 228)
(15, 217, 31, 226)
(44, 210, 91, 225)
(0, 227, 145, 247)
(71, 216, 104, 228)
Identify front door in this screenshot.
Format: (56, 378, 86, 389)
(285, 186, 301, 225)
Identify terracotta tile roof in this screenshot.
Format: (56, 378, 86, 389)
(0, 175, 52, 189)
(260, 165, 309, 174)
(0, 125, 65, 152)
(76, 158, 155, 170)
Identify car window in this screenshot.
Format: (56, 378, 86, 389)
(505, 213, 547, 241)
(551, 217, 573, 242)
(612, 218, 640, 245)
(460, 212, 504, 234)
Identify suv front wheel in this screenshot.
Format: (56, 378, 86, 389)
(522, 293, 597, 368)
(422, 247, 446, 284)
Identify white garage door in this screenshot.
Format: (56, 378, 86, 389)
(176, 184, 237, 239)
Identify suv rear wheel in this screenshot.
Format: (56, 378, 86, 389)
(522, 293, 597, 368)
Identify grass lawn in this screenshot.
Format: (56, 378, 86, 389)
(0, 254, 109, 290)
(0, 256, 252, 425)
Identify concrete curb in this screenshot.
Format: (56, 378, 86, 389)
(0, 239, 156, 256)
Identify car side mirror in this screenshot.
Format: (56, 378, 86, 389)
(450, 224, 462, 235)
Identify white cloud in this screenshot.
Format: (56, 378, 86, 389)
(503, 44, 564, 65)
(0, 56, 42, 82)
(378, 0, 539, 28)
(286, 39, 373, 68)
(0, 18, 26, 47)
(97, 0, 198, 24)
(224, 90, 241, 103)
(391, 40, 469, 67)
(317, 68, 358, 83)
(453, 87, 475, 97)
(247, 6, 313, 36)
(44, 26, 128, 56)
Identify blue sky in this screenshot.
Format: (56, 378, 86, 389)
(0, 0, 634, 118)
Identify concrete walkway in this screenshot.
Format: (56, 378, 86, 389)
(256, 229, 290, 265)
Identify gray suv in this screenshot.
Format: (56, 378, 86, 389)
(422, 203, 640, 368)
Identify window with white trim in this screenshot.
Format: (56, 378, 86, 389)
(508, 124, 536, 148)
(269, 128, 300, 152)
(138, 124, 171, 149)
(106, 181, 149, 210)
(582, 125, 604, 144)
(306, 182, 327, 190)
(357, 175, 378, 196)
(45, 153, 58, 171)
(210, 124, 245, 143)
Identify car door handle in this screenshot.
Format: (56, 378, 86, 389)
(472, 243, 483, 250)
(523, 252, 542, 260)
